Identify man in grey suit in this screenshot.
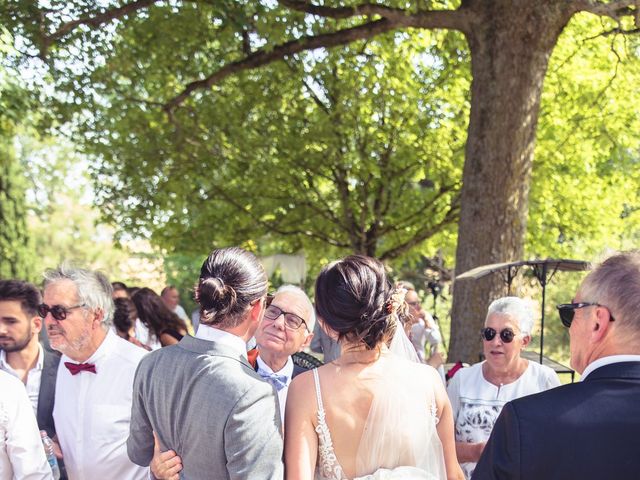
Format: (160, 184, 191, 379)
(127, 247, 283, 480)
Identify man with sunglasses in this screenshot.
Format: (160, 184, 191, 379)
(41, 265, 148, 480)
(447, 296, 560, 479)
(248, 285, 315, 421)
(474, 251, 640, 480)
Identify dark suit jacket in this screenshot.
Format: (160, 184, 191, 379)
(472, 361, 640, 480)
(37, 346, 60, 437)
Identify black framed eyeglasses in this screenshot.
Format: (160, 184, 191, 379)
(263, 302, 307, 331)
(556, 302, 615, 328)
(37, 303, 86, 321)
(481, 327, 518, 343)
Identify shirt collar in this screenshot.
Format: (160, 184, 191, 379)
(581, 354, 640, 380)
(256, 354, 294, 380)
(0, 342, 45, 372)
(35, 343, 44, 370)
(0, 349, 9, 370)
(195, 324, 248, 358)
(62, 328, 115, 365)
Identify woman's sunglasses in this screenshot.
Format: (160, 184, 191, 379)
(480, 327, 517, 343)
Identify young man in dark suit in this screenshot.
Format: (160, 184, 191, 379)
(473, 250, 640, 480)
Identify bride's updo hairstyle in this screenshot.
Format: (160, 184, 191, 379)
(315, 255, 398, 350)
(195, 247, 268, 329)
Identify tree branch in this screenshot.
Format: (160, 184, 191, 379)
(41, 0, 157, 55)
(164, 18, 397, 112)
(573, 0, 640, 19)
(279, 0, 415, 21)
(379, 201, 460, 260)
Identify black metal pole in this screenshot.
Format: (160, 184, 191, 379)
(540, 263, 547, 364)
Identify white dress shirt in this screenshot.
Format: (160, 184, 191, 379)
(134, 319, 161, 351)
(53, 330, 148, 480)
(194, 324, 247, 357)
(256, 355, 294, 422)
(581, 354, 640, 380)
(0, 370, 52, 480)
(0, 343, 44, 416)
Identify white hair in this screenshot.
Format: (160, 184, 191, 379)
(486, 296, 535, 336)
(275, 284, 316, 333)
(43, 264, 114, 328)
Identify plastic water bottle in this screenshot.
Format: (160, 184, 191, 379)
(40, 430, 61, 480)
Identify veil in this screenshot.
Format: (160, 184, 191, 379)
(353, 290, 447, 479)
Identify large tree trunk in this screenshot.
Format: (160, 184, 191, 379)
(448, 1, 572, 363)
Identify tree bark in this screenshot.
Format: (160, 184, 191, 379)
(448, 1, 572, 363)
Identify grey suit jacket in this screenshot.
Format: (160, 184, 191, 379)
(127, 335, 283, 480)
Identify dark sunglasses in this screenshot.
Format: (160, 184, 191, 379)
(481, 327, 518, 343)
(556, 302, 615, 328)
(37, 303, 86, 321)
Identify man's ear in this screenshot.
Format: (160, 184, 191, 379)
(299, 332, 314, 352)
(92, 308, 104, 328)
(520, 334, 531, 349)
(591, 305, 613, 341)
(249, 297, 265, 323)
(31, 315, 43, 334)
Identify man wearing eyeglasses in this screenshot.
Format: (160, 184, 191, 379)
(473, 251, 640, 480)
(41, 265, 148, 480)
(248, 285, 315, 421)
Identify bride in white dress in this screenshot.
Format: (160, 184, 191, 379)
(285, 255, 464, 480)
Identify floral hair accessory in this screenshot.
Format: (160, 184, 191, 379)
(387, 287, 408, 315)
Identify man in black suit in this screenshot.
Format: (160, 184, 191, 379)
(473, 251, 640, 480)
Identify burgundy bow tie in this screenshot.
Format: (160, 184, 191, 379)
(64, 361, 97, 375)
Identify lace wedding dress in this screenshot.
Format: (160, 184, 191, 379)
(312, 364, 447, 480)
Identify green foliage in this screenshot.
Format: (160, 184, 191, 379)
(530, 13, 640, 259)
(70, 25, 470, 262)
(0, 41, 36, 280)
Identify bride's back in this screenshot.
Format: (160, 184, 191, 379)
(315, 352, 441, 478)
(285, 255, 454, 480)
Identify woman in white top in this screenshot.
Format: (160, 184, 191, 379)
(446, 296, 561, 479)
(285, 255, 464, 480)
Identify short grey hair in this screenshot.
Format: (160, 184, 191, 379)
(486, 296, 535, 336)
(43, 265, 114, 327)
(276, 284, 316, 333)
(579, 250, 640, 334)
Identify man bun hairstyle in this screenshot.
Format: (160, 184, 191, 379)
(196, 247, 267, 329)
(315, 255, 397, 350)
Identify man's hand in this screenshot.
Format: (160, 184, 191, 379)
(52, 435, 63, 459)
(150, 432, 182, 480)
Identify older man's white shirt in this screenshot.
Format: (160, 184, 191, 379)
(0, 370, 52, 480)
(54, 329, 148, 480)
(256, 355, 294, 421)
